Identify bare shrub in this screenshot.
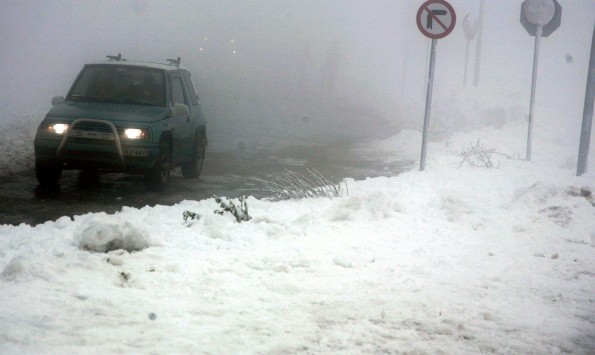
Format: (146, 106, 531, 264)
(458, 139, 517, 168)
(264, 169, 347, 201)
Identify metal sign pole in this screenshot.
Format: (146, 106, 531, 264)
(526, 25, 542, 161)
(463, 14, 479, 88)
(420, 39, 437, 171)
(416, 0, 456, 171)
(473, 0, 484, 87)
(464, 40, 470, 86)
(577, 24, 595, 176)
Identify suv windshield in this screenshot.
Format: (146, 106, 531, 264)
(68, 65, 166, 107)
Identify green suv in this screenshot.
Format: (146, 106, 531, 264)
(34, 54, 207, 188)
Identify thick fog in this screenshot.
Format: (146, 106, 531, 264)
(0, 0, 593, 152)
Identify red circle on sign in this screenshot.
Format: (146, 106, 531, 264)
(416, 0, 457, 39)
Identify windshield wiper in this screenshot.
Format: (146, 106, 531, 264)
(70, 95, 131, 104)
(70, 95, 108, 103)
(70, 95, 162, 106)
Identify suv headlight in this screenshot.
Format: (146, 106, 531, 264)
(43, 122, 70, 135)
(122, 128, 149, 140)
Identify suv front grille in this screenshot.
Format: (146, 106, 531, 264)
(69, 121, 129, 142)
(72, 121, 113, 133)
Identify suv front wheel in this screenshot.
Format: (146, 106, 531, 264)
(181, 132, 205, 178)
(146, 140, 171, 188)
(35, 160, 62, 186)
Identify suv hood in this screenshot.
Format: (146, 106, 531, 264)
(46, 101, 171, 123)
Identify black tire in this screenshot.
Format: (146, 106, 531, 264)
(146, 140, 172, 188)
(35, 160, 62, 186)
(181, 133, 205, 178)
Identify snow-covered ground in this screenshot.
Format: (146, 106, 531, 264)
(0, 114, 40, 175)
(1, 89, 594, 353)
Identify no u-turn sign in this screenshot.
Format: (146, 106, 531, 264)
(416, 0, 457, 39)
(416, 0, 456, 171)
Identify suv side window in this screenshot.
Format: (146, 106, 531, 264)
(170, 76, 186, 105)
(182, 71, 199, 106)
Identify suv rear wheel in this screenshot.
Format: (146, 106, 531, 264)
(146, 140, 171, 188)
(35, 160, 62, 186)
(181, 132, 205, 178)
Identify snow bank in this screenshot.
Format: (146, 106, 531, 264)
(371, 88, 593, 172)
(0, 157, 593, 353)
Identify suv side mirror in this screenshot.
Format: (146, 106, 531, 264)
(51, 96, 65, 106)
(171, 103, 190, 116)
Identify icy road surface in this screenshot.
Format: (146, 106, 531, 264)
(0, 143, 412, 226)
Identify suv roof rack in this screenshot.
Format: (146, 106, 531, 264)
(167, 57, 181, 66)
(106, 53, 125, 61)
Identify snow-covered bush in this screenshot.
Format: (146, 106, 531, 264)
(182, 210, 201, 227)
(73, 217, 153, 253)
(214, 195, 251, 222)
(183, 210, 201, 222)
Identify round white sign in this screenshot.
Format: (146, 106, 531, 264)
(523, 0, 555, 26)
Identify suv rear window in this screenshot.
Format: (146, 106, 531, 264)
(68, 65, 166, 107)
(182, 71, 199, 105)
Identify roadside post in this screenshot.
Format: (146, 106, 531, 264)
(416, 0, 456, 171)
(473, 0, 484, 87)
(520, 0, 562, 161)
(577, 24, 594, 176)
(463, 14, 479, 87)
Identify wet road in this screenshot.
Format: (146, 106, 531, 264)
(0, 142, 412, 226)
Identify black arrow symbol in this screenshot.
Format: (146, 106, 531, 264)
(427, 9, 447, 29)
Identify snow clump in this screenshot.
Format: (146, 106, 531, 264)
(73, 216, 153, 253)
(1, 257, 49, 282)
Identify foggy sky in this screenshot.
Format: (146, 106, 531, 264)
(0, 0, 594, 151)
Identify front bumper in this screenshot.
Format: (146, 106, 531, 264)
(35, 118, 158, 172)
